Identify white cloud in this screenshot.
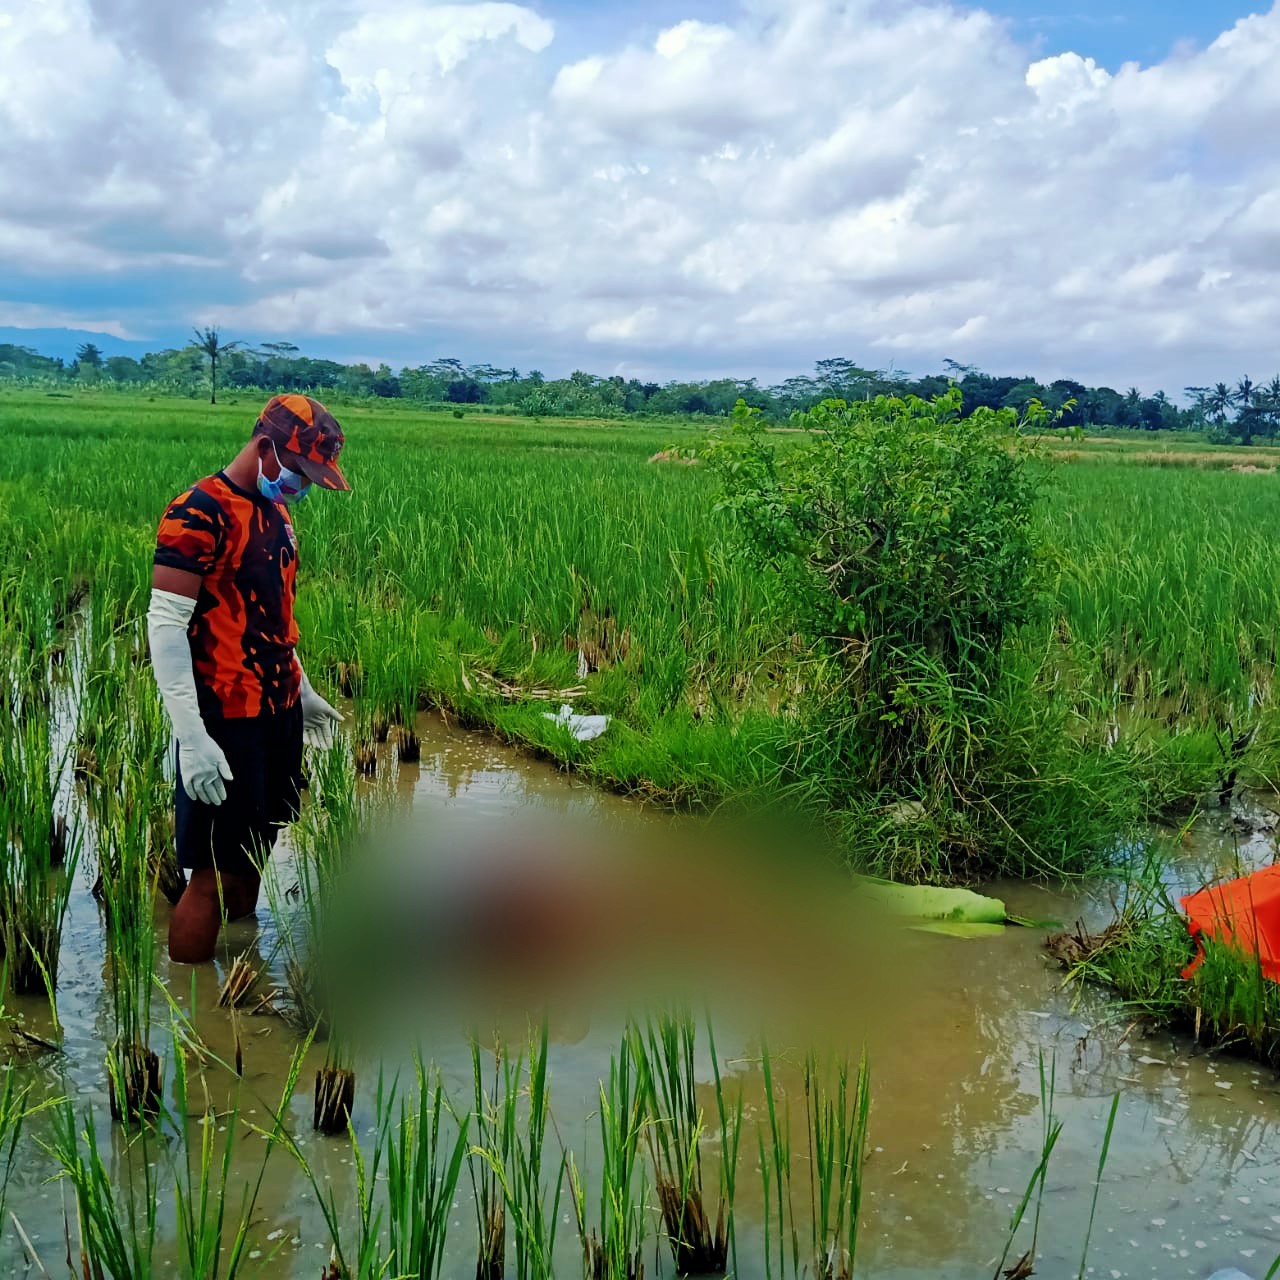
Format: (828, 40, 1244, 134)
(1026, 52, 1111, 116)
(655, 20, 732, 59)
(328, 2, 553, 90)
(1, 0, 1279, 389)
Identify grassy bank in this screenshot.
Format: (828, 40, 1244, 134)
(4, 389, 1280, 879)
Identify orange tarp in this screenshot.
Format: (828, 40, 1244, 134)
(1181, 864, 1280, 983)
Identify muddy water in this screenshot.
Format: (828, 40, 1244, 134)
(5, 714, 1280, 1278)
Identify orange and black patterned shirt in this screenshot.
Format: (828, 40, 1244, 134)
(155, 471, 301, 719)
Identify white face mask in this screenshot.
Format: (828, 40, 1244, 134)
(257, 442, 310, 505)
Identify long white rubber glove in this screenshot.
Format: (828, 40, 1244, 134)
(297, 660, 344, 749)
(147, 588, 233, 806)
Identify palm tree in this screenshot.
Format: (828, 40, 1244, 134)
(1257, 375, 1280, 442)
(1204, 382, 1234, 427)
(1148, 389, 1171, 431)
(191, 327, 241, 405)
(1234, 375, 1260, 445)
(1184, 386, 1210, 430)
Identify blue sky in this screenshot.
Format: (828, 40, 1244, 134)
(2, 0, 1277, 391)
(957, 0, 1260, 66)
(546, 0, 1262, 71)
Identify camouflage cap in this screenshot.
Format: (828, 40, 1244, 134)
(254, 394, 351, 491)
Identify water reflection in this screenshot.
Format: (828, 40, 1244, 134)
(3, 710, 1279, 1277)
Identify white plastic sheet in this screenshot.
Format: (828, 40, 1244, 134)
(545, 703, 609, 741)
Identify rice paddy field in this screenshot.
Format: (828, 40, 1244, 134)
(4, 387, 1280, 1278)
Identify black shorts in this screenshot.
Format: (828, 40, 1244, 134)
(175, 702, 304, 876)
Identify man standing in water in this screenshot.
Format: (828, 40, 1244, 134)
(148, 394, 351, 963)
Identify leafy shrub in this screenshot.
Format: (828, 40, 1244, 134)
(706, 390, 1049, 797)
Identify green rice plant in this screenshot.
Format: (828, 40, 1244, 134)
(267, 1065, 388, 1280)
(123, 668, 188, 905)
(706, 1017, 743, 1280)
(51, 1097, 161, 1277)
(384, 1055, 472, 1280)
(568, 1038, 648, 1280)
(757, 1041, 799, 1280)
(383, 612, 426, 764)
(1076, 1092, 1120, 1279)
(992, 1052, 1062, 1280)
(54, 1014, 307, 1280)
(2, 567, 57, 693)
(0, 712, 81, 1008)
(629, 1010, 734, 1275)
(251, 1044, 469, 1274)
(804, 1052, 871, 1280)
(468, 1034, 514, 1280)
(96, 789, 162, 1124)
(264, 737, 359, 1128)
(235, 1019, 385, 1277)
(266, 736, 359, 1037)
(470, 1021, 565, 1280)
(169, 1008, 307, 1278)
(0, 1056, 45, 1236)
(73, 665, 129, 798)
(356, 626, 397, 750)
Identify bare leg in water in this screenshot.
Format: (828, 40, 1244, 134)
(168, 868, 260, 964)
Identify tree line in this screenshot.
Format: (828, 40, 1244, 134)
(1, 333, 1274, 436)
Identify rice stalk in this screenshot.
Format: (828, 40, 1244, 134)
(468, 1021, 565, 1280)
(706, 1016, 743, 1280)
(992, 1052, 1062, 1280)
(264, 1049, 389, 1279)
(0, 1059, 44, 1234)
(804, 1051, 871, 1280)
(758, 1041, 799, 1280)
(96, 788, 162, 1125)
(629, 1010, 730, 1275)
(568, 1038, 647, 1280)
(468, 1034, 513, 1280)
(384, 1055, 471, 1279)
(0, 714, 80, 1009)
(50, 1098, 160, 1278)
(169, 1013, 303, 1278)
(1076, 1091, 1120, 1279)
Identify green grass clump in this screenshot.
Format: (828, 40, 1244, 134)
(630, 1011, 740, 1276)
(1050, 862, 1280, 1066)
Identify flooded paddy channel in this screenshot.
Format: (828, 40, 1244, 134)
(4, 713, 1279, 1278)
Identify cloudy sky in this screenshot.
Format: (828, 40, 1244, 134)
(0, 0, 1275, 389)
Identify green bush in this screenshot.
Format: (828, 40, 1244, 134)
(707, 390, 1050, 813)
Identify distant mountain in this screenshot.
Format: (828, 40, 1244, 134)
(0, 325, 454, 371)
(0, 327, 175, 363)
